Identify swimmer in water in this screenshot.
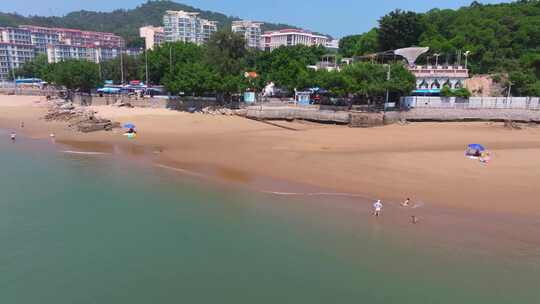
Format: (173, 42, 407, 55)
(373, 200, 383, 217)
(411, 215, 419, 224)
(10, 132, 16, 141)
(401, 198, 411, 207)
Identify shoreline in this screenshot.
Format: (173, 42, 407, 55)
(0, 98, 540, 262)
(5, 127, 540, 263)
(2, 95, 540, 219)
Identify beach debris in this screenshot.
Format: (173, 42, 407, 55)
(200, 106, 236, 116)
(44, 98, 119, 133)
(504, 120, 522, 130)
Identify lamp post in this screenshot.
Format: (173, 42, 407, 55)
(464, 51, 471, 69)
(434, 53, 440, 67)
(385, 64, 391, 106)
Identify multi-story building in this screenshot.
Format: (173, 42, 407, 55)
(139, 26, 165, 50)
(261, 29, 329, 51)
(163, 10, 217, 45)
(0, 42, 35, 80)
(0, 27, 33, 45)
(231, 20, 263, 49)
(46, 44, 96, 63)
(20, 26, 125, 48)
(0, 25, 125, 79)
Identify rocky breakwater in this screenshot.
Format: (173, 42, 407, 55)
(44, 99, 120, 132)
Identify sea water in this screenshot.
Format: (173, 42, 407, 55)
(0, 133, 538, 303)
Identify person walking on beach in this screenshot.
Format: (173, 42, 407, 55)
(373, 200, 383, 217)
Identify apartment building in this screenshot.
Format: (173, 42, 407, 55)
(231, 20, 263, 49)
(0, 25, 125, 79)
(261, 29, 329, 51)
(139, 26, 165, 50)
(0, 42, 35, 80)
(163, 10, 217, 45)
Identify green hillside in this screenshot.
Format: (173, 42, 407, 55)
(0, 0, 299, 47)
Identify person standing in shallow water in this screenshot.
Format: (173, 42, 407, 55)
(10, 132, 16, 141)
(373, 200, 383, 217)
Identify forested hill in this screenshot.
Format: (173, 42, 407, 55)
(0, 0, 298, 47)
(339, 0, 540, 95)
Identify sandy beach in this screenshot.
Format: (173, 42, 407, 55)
(1, 95, 540, 218)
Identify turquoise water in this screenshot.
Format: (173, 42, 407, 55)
(1, 134, 539, 303)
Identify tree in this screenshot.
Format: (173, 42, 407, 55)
(100, 54, 143, 83)
(339, 29, 380, 57)
(254, 45, 326, 91)
(205, 29, 247, 76)
(11, 54, 49, 79)
(45, 60, 101, 93)
(163, 62, 218, 96)
(378, 10, 425, 50)
(205, 29, 249, 99)
(145, 42, 204, 85)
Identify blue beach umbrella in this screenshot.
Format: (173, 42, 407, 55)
(123, 123, 136, 129)
(467, 144, 485, 151)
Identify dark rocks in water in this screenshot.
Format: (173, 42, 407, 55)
(45, 99, 119, 133)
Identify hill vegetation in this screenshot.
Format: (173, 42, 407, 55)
(0, 0, 299, 47)
(339, 0, 540, 95)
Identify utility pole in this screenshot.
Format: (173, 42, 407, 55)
(169, 46, 173, 75)
(145, 50, 149, 86)
(385, 64, 391, 105)
(120, 50, 124, 84)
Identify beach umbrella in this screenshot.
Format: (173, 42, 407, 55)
(123, 123, 136, 129)
(467, 144, 485, 151)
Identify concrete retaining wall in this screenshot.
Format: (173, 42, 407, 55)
(401, 108, 540, 123)
(246, 106, 350, 124)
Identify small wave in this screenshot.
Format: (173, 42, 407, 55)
(155, 164, 204, 177)
(61, 150, 109, 155)
(262, 191, 367, 198)
(411, 201, 425, 209)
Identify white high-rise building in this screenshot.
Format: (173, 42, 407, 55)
(261, 29, 329, 51)
(231, 20, 263, 49)
(139, 26, 165, 50)
(0, 25, 125, 80)
(163, 10, 218, 45)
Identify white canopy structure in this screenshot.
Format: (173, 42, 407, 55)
(394, 47, 429, 66)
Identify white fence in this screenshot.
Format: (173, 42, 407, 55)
(402, 96, 540, 110)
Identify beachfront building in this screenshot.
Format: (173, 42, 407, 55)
(410, 65, 469, 90)
(261, 29, 329, 51)
(0, 25, 125, 79)
(20, 25, 124, 50)
(139, 26, 165, 50)
(325, 39, 340, 51)
(0, 43, 35, 80)
(394, 47, 470, 91)
(231, 20, 263, 49)
(163, 10, 218, 45)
